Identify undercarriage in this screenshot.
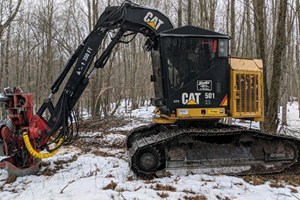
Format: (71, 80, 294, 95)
(127, 123, 300, 177)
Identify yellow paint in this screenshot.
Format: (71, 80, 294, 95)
(230, 57, 263, 70)
(152, 107, 227, 124)
(222, 99, 228, 106)
(23, 132, 63, 159)
(229, 57, 264, 122)
(186, 99, 197, 105)
(153, 117, 177, 124)
(220, 95, 228, 106)
(176, 108, 227, 118)
(147, 21, 156, 30)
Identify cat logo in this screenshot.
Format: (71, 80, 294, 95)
(143, 12, 164, 30)
(182, 92, 201, 105)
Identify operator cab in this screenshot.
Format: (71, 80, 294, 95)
(151, 26, 230, 117)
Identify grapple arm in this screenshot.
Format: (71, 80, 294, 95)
(36, 0, 173, 147)
(0, 0, 173, 177)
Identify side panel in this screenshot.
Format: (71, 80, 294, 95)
(161, 38, 230, 117)
(229, 58, 264, 121)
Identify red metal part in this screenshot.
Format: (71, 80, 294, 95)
(213, 39, 217, 53)
(0, 88, 49, 178)
(0, 126, 12, 156)
(29, 115, 50, 143)
(7, 92, 34, 127)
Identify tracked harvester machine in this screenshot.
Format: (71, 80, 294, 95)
(127, 30, 300, 176)
(0, 1, 300, 178)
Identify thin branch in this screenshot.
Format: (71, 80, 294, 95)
(0, 0, 22, 35)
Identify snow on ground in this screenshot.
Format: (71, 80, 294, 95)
(110, 104, 155, 131)
(234, 101, 300, 136)
(279, 102, 300, 137)
(1, 103, 300, 200)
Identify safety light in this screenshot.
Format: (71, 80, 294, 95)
(218, 39, 228, 57)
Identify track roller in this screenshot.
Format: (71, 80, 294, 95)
(134, 147, 161, 174)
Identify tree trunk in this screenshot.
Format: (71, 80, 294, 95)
(187, 0, 192, 25)
(208, 0, 217, 30)
(253, 0, 269, 131)
(230, 0, 235, 55)
(264, 0, 287, 133)
(3, 24, 11, 87)
(245, 0, 253, 57)
(281, 53, 288, 127)
(177, 0, 182, 27)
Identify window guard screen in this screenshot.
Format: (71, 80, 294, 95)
(163, 37, 217, 90)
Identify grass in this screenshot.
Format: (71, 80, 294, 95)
(154, 183, 176, 191)
(184, 195, 207, 200)
(103, 180, 117, 190)
(157, 192, 169, 198)
(243, 174, 300, 187)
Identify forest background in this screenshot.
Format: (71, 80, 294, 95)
(0, 0, 299, 133)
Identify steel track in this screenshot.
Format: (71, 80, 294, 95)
(127, 123, 300, 177)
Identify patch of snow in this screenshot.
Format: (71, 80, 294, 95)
(1, 103, 300, 199)
(233, 102, 300, 137)
(2, 151, 300, 200)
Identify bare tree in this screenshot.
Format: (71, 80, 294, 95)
(264, 0, 288, 133)
(0, 0, 299, 124)
(230, 0, 236, 55)
(187, 0, 192, 25)
(178, 0, 182, 27)
(0, 0, 22, 37)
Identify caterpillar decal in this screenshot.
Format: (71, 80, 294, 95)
(182, 92, 201, 105)
(143, 12, 165, 30)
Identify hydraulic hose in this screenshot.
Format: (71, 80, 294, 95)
(23, 132, 63, 159)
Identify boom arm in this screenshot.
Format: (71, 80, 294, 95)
(34, 1, 174, 150)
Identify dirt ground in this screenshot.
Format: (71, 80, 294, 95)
(76, 117, 300, 187)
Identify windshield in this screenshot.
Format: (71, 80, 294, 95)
(163, 37, 217, 90)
